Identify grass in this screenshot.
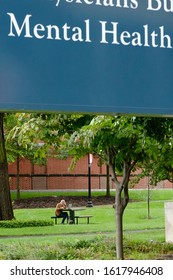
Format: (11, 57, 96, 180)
(0, 201, 167, 236)
(11, 188, 173, 201)
(0, 233, 172, 260)
(0, 189, 173, 259)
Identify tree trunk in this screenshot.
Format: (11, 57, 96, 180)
(106, 164, 110, 197)
(111, 162, 131, 260)
(115, 186, 124, 259)
(0, 113, 14, 220)
(16, 153, 20, 200)
(109, 162, 125, 260)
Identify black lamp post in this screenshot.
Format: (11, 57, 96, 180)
(86, 154, 93, 207)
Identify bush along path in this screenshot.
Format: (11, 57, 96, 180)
(0, 235, 173, 260)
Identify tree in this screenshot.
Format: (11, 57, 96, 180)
(6, 113, 93, 161)
(1, 112, 92, 218)
(135, 118, 173, 185)
(4, 114, 28, 200)
(6, 113, 93, 194)
(145, 118, 173, 187)
(64, 115, 161, 259)
(0, 113, 14, 220)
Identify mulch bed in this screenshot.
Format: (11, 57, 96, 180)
(13, 195, 115, 209)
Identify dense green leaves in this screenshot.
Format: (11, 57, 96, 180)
(0, 219, 53, 228)
(5, 113, 92, 164)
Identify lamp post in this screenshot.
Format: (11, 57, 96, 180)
(86, 153, 93, 207)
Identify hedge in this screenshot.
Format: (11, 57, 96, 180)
(0, 219, 54, 228)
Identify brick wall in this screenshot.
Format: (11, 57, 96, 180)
(8, 156, 173, 191)
(8, 156, 111, 190)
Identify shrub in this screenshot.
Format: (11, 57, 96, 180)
(0, 219, 53, 228)
(0, 237, 173, 259)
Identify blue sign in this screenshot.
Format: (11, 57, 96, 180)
(0, 0, 173, 115)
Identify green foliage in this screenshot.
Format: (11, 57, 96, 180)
(142, 118, 173, 184)
(5, 113, 93, 164)
(0, 236, 172, 260)
(123, 238, 173, 260)
(65, 116, 163, 178)
(0, 219, 53, 228)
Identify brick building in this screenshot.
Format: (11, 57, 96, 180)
(8, 155, 172, 191)
(9, 156, 110, 191)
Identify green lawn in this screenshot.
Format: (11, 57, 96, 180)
(0, 189, 173, 259)
(0, 201, 170, 260)
(0, 201, 167, 238)
(11, 188, 173, 201)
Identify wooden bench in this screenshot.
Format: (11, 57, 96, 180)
(51, 216, 67, 225)
(74, 215, 93, 224)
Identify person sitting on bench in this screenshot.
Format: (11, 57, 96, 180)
(55, 199, 69, 224)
